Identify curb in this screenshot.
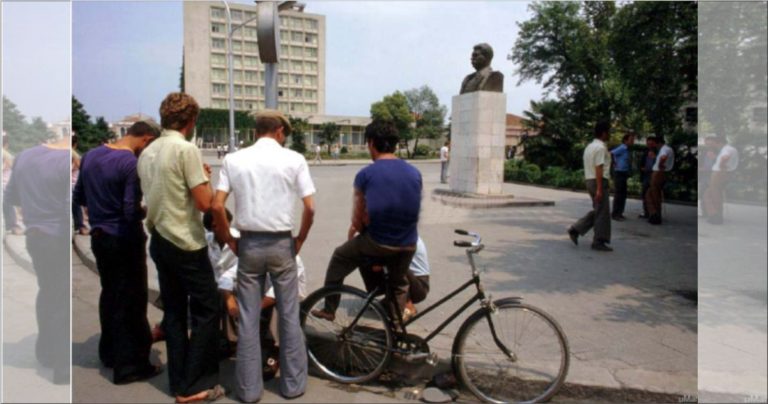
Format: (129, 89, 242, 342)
(431, 188, 555, 209)
(3, 235, 34, 274)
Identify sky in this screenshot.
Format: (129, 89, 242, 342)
(2, 1, 71, 124)
(72, 0, 545, 123)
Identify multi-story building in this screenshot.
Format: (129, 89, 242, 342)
(183, 1, 325, 116)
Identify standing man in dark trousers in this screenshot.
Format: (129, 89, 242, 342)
(212, 110, 316, 402)
(137, 93, 224, 403)
(73, 121, 162, 384)
(4, 134, 72, 384)
(610, 133, 635, 221)
(638, 137, 658, 219)
(569, 121, 613, 252)
(646, 137, 675, 225)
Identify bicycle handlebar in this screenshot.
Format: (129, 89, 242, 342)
(454, 229, 483, 250)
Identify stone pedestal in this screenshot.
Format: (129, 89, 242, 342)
(448, 91, 507, 195)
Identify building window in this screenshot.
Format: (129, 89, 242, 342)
(244, 27, 257, 38)
(278, 73, 288, 84)
(233, 71, 244, 82)
(305, 33, 318, 44)
(212, 99, 227, 109)
(305, 75, 317, 86)
(211, 54, 226, 65)
(245, 71, 258, 82)
(231, 9, 242, 21)
(212, 83, 226, 94)
(280, 30, 290, 41)
(305, 90, 317, 100)
(211, 23, 224, 33)
(305, 47, 317, 58)
(292, 74, 303, 85)
(292, 31, 304, 43)
(234, 58, 243, 68)
(245, 11, 256, 21)
(212, 38, 225, 49)
(278, 90, 284, 97)
(290, 103, 301, 112)
(245, 86, 257, 96)
(244, 56, 258, 67)
(305, 62, 317, 72)
(211, 7, 225, 19)
(212, 68, 226, 80)
(292, 89, 303, 98)
(244, 41, 258, 53)
(291, 46, 303, 58)
(307, 19, 318, 30)
(293, 61, 303, 71)
(280, 45, 290, 57)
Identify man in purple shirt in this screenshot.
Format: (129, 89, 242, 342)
(73, 121, 162, 384)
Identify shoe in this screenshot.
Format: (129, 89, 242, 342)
(114, 364, 164, 385)
(176, 384, 226, 403)
(648, 215, 662, 225)
(638, 214, 649, 219)
(567, 227, 579, 246)
(591, 242, 613, 252)
(310, 309, 335, 322)
(612, 215, 626, 222)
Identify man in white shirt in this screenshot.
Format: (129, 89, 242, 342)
(569, 121, 613, 251)
(439, 141, 450, 184)
(703, 135, 738, 224)
(212, 109, 315, 402)
(646, 137, 675, 225)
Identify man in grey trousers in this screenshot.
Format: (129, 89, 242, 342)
(212, 110, 316, 402)
(569, 120, 613, 252)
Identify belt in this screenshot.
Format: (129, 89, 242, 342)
(240, 230, 293, 238)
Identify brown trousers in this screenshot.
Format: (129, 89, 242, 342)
(703, 171, 729, 218)
(646, 171, 666, 216)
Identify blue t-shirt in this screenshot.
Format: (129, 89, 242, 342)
(611, 144, 631, 172)
(73, 145, 144, 237)
(354, 159, 422, 247)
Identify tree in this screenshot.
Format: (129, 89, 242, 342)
(318, 122, 340, 153)
(370, 91, 414, 156)
(72, 96, 114, 152)
(404, 85, 447, 157)
(3, 96, 53, 153)
(521, 99, 584, 170)
(288, 116, 309, 154)
(195, 108, 256, 146)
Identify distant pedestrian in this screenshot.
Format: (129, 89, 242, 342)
(331, 144, 340, 161)
(440, 141, 450, 184)
(569, 121, 612, 252)
(610, 133, 635, 221)
(212, 109, 316, 402)
(73, 121, 162, 385)
(313, 143, 322, 164)
(3, 132, 24, 234)
(703, 135, 738, 224)
(646, 137, 675, 225)
(698, 135, 718, 215)
(4, 133, 72, 384)
(217, 144, 222, 159)
(137, 93, 224, 403)
(638, 137, 658, 219)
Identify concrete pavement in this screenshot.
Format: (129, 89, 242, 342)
(6, 161, 706, 402)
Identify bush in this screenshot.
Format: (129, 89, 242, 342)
(413, 144, 432, 157)
(340, 146, 348, 154)
(521, 163, 542, 183)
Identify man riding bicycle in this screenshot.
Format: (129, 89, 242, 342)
(312, 120, 422, 322)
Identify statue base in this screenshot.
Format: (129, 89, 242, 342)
(448, 91, 507, 195)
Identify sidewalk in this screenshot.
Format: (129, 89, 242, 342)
(7, 162, 701, 401)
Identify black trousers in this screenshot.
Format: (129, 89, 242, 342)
(149, 230, 220, 396)
(612, 171, 629, 217)
(360, 268, 430, 304)
(25, 231, 71, 375)
(91, 230, 153, 382)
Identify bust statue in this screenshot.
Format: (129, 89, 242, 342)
(460, 43, 504, 94)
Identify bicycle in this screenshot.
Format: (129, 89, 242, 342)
(300, 230, 570, 403)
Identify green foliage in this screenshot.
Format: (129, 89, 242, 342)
(412, 144, 432, 157)
(2, 96, 55, 153)
(340, 146, 348, 154)
(370, 91, 414, 155)
(318, 122, 340, 153)
(404, 85, 447, 158)
(288, 116, 309, 154)
(72, 96, 114, 153)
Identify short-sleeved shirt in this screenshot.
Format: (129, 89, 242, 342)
(4, 145, 70, 236)
(653, 144, 675, 172)
(583, 139, 611, 180)
(73, 145, 143, 238)
(137, 130, 209, 251)
(440, 146, 449, 162)
(217, 137, 315, 232)
(354, 159, 422, 247)
(410, 237, 430, 277)
(713, 144, 739, 172)
(610, 143, 631, 172)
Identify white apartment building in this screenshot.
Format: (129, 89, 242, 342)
(183, 1, 326, 115)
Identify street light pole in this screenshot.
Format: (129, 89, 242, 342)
(223, 0, 236, 153)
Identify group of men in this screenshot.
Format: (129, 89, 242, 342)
(73, 92, 424, 403)
(568, 122, 678, 252)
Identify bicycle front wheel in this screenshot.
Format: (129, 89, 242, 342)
(300, 285, 393, 384)
(453, 301, 569, 403)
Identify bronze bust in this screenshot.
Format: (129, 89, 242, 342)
(460, 43, 504, 94)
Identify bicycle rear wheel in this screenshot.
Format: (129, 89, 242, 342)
(300, 285, 393, 384)
(453, 301, 569, 403)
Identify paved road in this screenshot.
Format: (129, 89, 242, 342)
(67, 159, 702, 401)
